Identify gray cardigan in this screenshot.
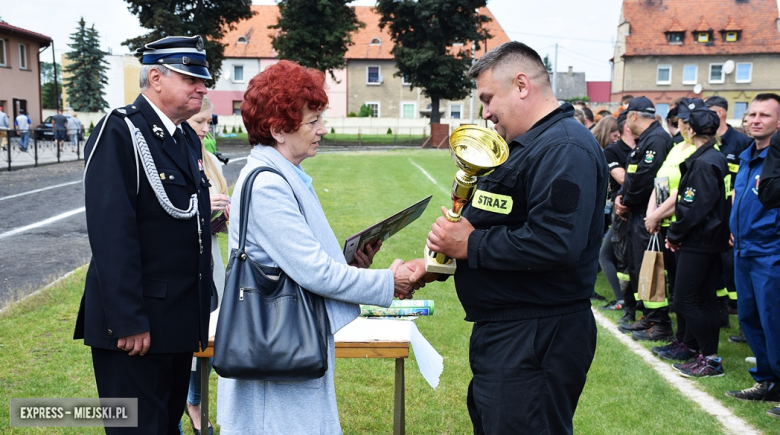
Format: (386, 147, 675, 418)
(217, 145, 394, 435)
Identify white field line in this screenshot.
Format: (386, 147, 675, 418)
(0, 207, 85, 240)
(0, 180, 81, 201)
(227, 156, 247, 164)
(591, 308, 761, 435)
(409, 159, 449, 195)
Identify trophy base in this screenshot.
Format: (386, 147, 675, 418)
(424, 246, 457, 275)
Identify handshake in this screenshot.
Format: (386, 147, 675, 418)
(389, 258, 442, 300)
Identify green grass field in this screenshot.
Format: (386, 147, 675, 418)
(1, 149, 777, 434)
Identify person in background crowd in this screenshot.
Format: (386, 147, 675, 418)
(581, 106, 595, 130)
(592, 115, 619, 150)
(742, 112, 751, 137)
(14, 109, 31, 152)
(0, 106, 9, 151)
(759, 131, 780, 209)
(665, 108, 730, 378)
(599, 110, 636, 311)
(614, 96, 674, 340)
(726, 94, 780, 419)
(598, 109, 614, 120)
(705, 96, 753, 328)
(614, 95, 635, 117)
(51, 107, 69, 152)
(645, 99, 702, 359)
(180, 96, 229, 435)
(67, 112, 84, 153)
(573, 109, 587, 126)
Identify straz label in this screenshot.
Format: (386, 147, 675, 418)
(627, 164, 638, 173)
(728, 163, 740, 174)
(472, 190, 513, 214)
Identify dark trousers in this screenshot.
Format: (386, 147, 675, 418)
(467, 308, 597, 435)
(674, 251, 721, 356)
(91, 347, 192, 435)
(626, 212, 671, 323)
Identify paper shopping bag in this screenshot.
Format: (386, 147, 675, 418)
(637, 234, 666, 302)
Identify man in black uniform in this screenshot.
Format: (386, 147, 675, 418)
(75, 36, 213, 435)
(409, 41, 607, 435)
(614, 96, 674, 340)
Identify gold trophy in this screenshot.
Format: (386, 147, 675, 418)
(424, 125, 509, 274)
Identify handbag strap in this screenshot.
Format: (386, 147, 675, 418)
(236, 166, 303, 252)
(646, 233, 660, 252)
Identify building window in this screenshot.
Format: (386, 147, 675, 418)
(696, 32, 710, 43)
(19, 43, 27, 69)
(666, 32, 684, 44)
(682, 65, 697, 84)
(369, 38, 381, 45)
(656, 103, 669, 121)
(237, 36, 247, 44)
(402, 74, 411, 86)
(365, 102, 380, 118)
(724, 31, 739, 42)
(734, 102, 748, 120)
(0, 40, 6, 67)
(401, 102, 416, 119)
(233, 65, 244, 82)
(449, 104, 462, 119)
(233, 101, 242, 116)
(367, 66, 381, 84)
(657, 65, 671, 85)
(735, 63, 752, 83)
(709, 63, 724, 83)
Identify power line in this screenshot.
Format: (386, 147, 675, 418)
(505, 29, 615, 44)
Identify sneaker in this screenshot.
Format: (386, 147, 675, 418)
(679, 356, 724, 378)
(746, 357, 757, 365)
(632, 323, 674, 341)
(674, 354, 707, 373)
(767, 405, 780, 419)
(659, 343, 697, 362)
(652, 340, 680, 356)
(618, 309, 636, 324)
(725, 381, 780, 402)
(728, 334, 747, 343)
(619, 316, 651, 333)
(599, 300, 624, 311)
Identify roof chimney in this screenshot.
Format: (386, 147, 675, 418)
(568, 66, 573, 76)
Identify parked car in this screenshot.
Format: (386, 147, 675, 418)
(34, 115, 85, 141)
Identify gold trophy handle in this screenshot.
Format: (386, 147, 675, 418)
(424, 171, 478, 274)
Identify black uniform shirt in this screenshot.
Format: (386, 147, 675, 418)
(759, 130, 780, 208)
(455, 104, 608, 322)
(621, 120, 673, 210)
(603, 139, 633, 201)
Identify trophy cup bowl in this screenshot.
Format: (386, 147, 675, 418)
(424, 125, 509, 274)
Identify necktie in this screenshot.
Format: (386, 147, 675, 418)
(173, 127, 189, 159)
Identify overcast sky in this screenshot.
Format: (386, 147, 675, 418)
(2, 0, 623, 81)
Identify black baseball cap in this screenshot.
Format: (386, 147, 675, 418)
(137, 35, 211, 80)
(666, 105, 679, 122)
(688, 108, 720, 135)
(704, 96, 729, 111)
(626, 96, 655, 114)
(677, 98, 706, 122)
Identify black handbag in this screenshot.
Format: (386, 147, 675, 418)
(212, 166, 329, 381)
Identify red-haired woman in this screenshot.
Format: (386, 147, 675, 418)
(216, 60, 415, 435)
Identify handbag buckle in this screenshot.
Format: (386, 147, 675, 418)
(239, 288, 244, 301)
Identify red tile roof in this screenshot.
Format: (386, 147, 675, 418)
(621, 0, 780, 57)
(0, 22, 52, 46)
(222, 5, 510, 60)
(666, 17, 686, 33)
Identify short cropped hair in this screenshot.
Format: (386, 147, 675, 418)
(467, 41, 550, 87)
(581, 106, 594, 122)
(241, 60, 329, 146)
(139, 65, 172, 90)
(752, 93, 780, 115)
(621, 95, 634, 104)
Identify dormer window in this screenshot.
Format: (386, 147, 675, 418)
(724, 31, 739, 42)
(696, 32, 710, 43)
(666, 32, 684, 44)
(369, 38, 381, 46)
(237, 36, 247, 44)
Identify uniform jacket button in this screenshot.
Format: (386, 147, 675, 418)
(107, 329, 113, 336)
(199, 273, 202, 280)
(201, 218, 205, 225)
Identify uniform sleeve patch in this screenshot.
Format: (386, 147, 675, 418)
(551, 179, 580, 213)
(543, 214, 574, 230)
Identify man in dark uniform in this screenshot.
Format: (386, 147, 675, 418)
(409, 41, 607, 435)
(705, 96, 753, 321)
(614, 96, 674, 340)
(75, 36, 213, 435)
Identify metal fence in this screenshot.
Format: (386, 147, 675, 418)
(1, 128, 85, 171)
(319, 125, 430, 146)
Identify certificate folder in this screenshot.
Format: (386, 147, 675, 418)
(343, 195, 432, 264)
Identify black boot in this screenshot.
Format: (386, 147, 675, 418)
(618, 307, 636, 325)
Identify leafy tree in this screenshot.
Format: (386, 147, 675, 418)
(40, 62, 62, 109)
(63, 18, 109, 112)
(376, 0, 491, 124)
(122, 0, 254, 87)
(543, 54, 553, 72)
(271, 0, 363, 81)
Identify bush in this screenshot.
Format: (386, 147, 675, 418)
(222, 125, 227, 134)
(347, 112, 357, 117)
(238, 126, 243, 133)
(331, 127, 335, 134)
(387, 127, 392, 135)
(357, 104, 373, 118)
(231, 126, 236, 134)
(88, 120, 94, 135)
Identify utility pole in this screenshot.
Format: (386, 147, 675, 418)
(552, 43, 558, 100)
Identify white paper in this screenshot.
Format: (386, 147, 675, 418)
(208, 307, 220, 338)
(334, 317, 444, 390)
